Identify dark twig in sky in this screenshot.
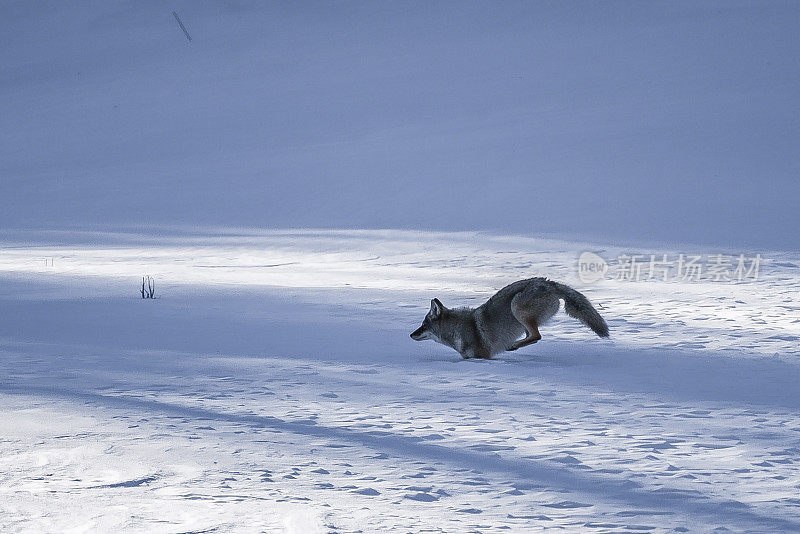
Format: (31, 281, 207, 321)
(172, 11, 192, 41)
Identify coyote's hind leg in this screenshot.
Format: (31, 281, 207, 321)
(507, 296, 542, 351)
(507, 319, 541, 351)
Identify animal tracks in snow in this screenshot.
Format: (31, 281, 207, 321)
(1, 229, 799, 531)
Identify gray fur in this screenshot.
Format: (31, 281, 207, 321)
(410, 278, 609, 359)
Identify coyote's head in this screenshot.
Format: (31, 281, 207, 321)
(410, 298, 446, 342)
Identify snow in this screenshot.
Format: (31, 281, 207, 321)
(2, 2, 799, 531)
(1, 229, 800, 532)
(2, 2, 799, 248)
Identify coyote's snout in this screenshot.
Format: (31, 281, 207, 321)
(410, 278, 609, 359)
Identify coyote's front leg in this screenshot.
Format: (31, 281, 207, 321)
(462, 344, 492, 359)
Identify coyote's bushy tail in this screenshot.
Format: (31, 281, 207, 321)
(549, 281, 609, 338)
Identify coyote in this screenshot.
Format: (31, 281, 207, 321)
(410, 278, 609, 359)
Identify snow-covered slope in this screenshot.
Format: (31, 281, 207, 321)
(2, 2, 799, 248)
(1, 229, 799, 532)
(3, 2, 799, 531)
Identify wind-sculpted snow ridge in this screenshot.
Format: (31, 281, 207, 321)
(1, 228, 799, 532)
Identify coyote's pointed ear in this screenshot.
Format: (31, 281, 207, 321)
(430, 298, 444, 318)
